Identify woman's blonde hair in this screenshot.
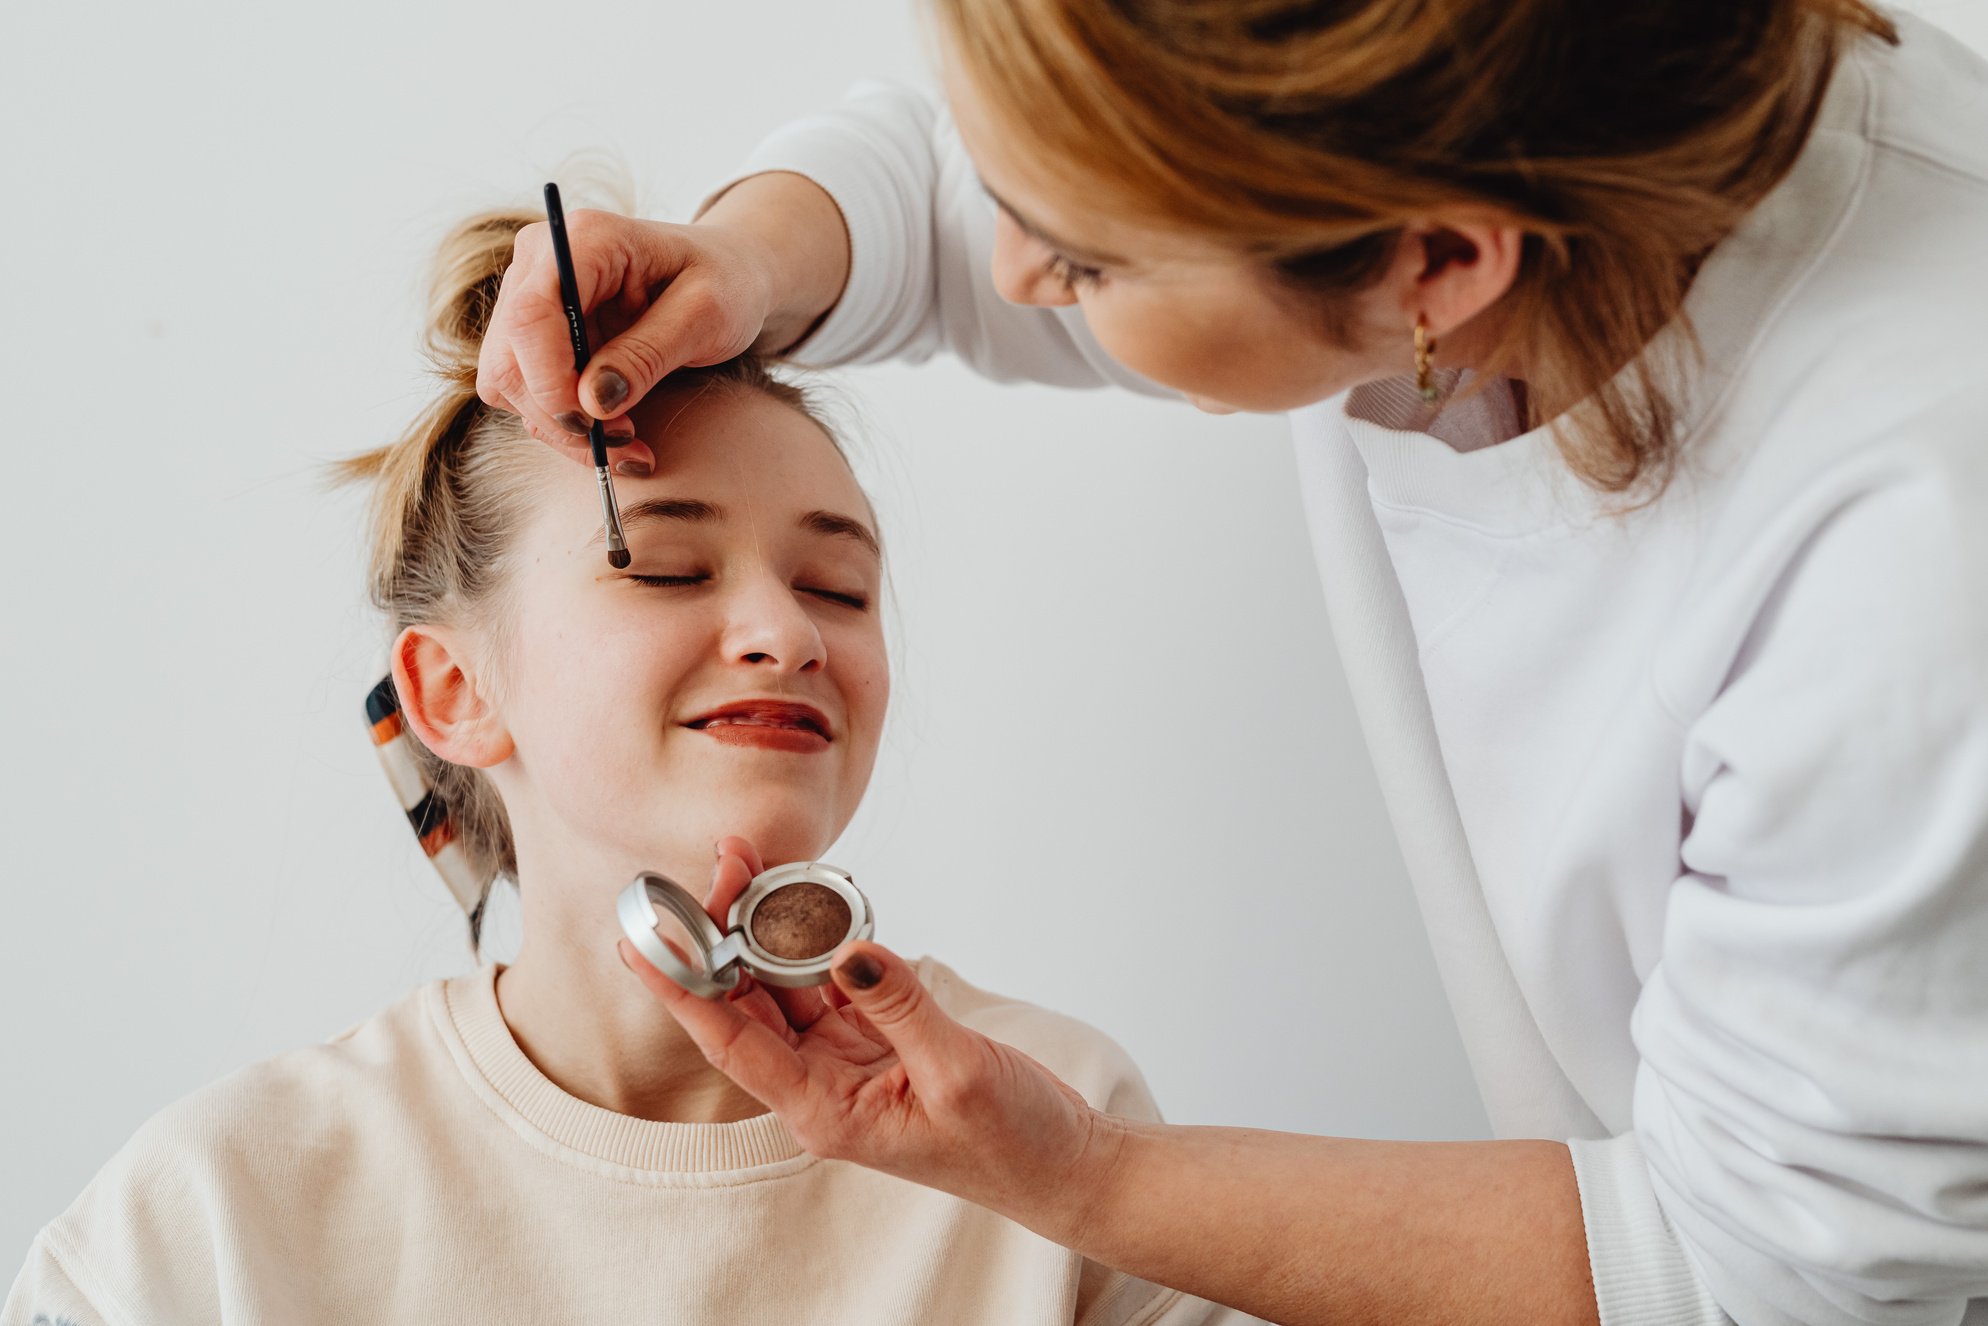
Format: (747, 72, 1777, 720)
(933, 0, 1899, 495)
(338, 206, 843, 948)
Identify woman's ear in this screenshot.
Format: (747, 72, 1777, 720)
(1401, 214, 1526, 340)
(391, 624, 514, 769)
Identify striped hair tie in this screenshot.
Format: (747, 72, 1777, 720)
(365, 675, 489, 933)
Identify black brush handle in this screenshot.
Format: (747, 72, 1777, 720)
(543, 182, 609, 468)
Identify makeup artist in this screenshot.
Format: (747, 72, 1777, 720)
(473, 2, 1988, 1323)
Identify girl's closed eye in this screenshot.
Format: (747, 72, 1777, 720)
(803, 585, 871, 611)
(627, 572, 709, 588)
(625, 572, 869, 611)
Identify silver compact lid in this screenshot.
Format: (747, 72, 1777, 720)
(616, 872, 744, 999)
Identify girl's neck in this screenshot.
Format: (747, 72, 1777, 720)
(494, 840, 767, 1125)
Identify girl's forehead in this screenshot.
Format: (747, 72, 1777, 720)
(539, 390, 873, 558)
(636, 387, 849, 478)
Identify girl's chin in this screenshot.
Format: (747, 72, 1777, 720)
(565, 772, 850, 871)
(622, 816, 837, 872)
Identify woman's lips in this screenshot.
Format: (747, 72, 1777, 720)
(694, 721, 830, 754)
(684, 700, 833, 754)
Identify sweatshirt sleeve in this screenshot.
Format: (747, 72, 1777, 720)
(1592, 469, 1988, 1326)
(701, 81, 1171, 398)
(3, 1231, 117, 1326)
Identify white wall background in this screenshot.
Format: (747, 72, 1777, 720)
(3, 0, 1983, 1269)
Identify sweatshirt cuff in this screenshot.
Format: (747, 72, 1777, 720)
(1568, 1133, 1730, 1326)
(697, 81, 919, 367)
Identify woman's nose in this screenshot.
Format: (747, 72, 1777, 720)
(990, 212, 1077, 308)
(723, 578, 827, 674)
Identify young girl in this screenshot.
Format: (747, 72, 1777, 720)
(2, 209, 1252, 1326)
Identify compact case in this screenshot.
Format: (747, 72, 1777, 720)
(617, 862, 874, 998)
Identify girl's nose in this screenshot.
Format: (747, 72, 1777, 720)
(723, 577, 827, 675)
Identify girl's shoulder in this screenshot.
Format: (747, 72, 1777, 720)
(913, 956, 1163, 1123)
(73, 975, 446, 1196)
(17, 976, 453, 1320)
(158, 975, 446, 1153)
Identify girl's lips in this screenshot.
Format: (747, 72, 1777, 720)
(684, 700, 835, 754)
(694, 722, 830, 754)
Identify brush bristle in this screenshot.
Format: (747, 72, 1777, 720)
(608, 548, 632, 569)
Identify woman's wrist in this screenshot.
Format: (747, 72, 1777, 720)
(1031, 1106, 1137, 1254)
(694, 170, 851, 356)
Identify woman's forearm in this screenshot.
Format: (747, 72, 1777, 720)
(634, 936, 1601, 1323)
(696, 170, 851, 356)
(1043, 1120, 1598, 1326)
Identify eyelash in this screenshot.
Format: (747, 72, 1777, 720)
(628, 574, 871, 612)
(1043, 251, 1105, 291)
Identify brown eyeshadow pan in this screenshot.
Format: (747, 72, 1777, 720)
(749, 882, 853, 960)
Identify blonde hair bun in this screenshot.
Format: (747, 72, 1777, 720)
(422, 209, 538, 374)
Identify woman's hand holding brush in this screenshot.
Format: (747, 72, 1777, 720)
(476, 174, 851, 464)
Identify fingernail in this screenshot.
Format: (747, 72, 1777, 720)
(613, 458, 651, 479)
(603, 429, 636, 447)
(594, 369, 629, 414)
(555, 411, 591, 436)
(837, 954, 883, 990)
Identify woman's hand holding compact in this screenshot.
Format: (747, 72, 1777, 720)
(617, 836, 1116, 1244)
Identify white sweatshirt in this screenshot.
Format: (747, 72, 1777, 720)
(3, 960, 1256, 1326)
(709, 12, 1988, 1326)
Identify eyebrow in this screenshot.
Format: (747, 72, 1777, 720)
(979, 180, 1127, 268)
(607, 496, 880, 560)
(800, 508, 882, 560)
(616, 497, 722, 532)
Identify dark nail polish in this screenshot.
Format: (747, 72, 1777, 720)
(603, 429, 637, 447)
(838, 954, 884, 990)
(555, 411, 590, 436)
(613, 458, 652, 479)
(594, 369, 629, 414)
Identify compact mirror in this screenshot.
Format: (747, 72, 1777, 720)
(616, 861, 874, 999)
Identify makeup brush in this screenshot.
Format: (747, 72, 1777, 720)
(542, 182, 631, 569)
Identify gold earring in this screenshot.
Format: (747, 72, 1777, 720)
(1414, 315, 1439, 402)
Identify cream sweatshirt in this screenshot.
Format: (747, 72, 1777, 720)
(3, 959, 1256, 1326)
(697, 11, 1988, 1326)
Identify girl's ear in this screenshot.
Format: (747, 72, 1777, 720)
(391, 624, 514, 769)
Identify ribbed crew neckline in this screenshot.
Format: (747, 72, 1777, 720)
(1346, 371, 1575, 536)
(1339, 40, 1874, 535)
(432, 962, 811, 1181)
